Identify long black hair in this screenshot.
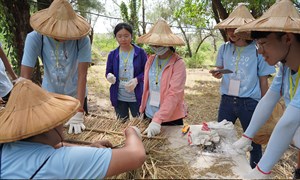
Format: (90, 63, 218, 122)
(113, 23, 133, 37)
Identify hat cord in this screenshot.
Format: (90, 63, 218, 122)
(54, 128, 64, 147)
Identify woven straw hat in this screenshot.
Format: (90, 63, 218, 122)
(0, 79, 80, 143)
(214, 3, 255, 29)
(235, 0, 300, 39)
(30, 0, 91, 40)
(137, 18, 185, 46)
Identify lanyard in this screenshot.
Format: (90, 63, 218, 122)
(289, 66, 300, 100)
(120, 47, 133, 72)
(234, 47, 244, 73)
(55, 41, 60, 67)
(155, 54, 171, 85)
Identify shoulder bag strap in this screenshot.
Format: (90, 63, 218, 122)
(30, 156, 50, 179)
(0, 144, 3, 179)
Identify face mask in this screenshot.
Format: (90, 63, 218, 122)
(151, 46, 169, 56)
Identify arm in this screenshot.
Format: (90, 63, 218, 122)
(259, 75, 269, 97)
(244, 89, 281, 138)
(0, 47, 17, 80)
(21, 65, 34, 79)
(105, 51, 114, 77)
(105, 127, 146, 177)
(135, 49, 148, 83)
(77, 62, 89, 111)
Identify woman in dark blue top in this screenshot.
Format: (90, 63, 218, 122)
(105, 23, 147, 120)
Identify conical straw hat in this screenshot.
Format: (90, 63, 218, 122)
(30, 0, 91, 40)
(214, 3, 255, 29)
(235, 0, 300, 40)
(0, 79, 80, 143)
(137, 18, 185, 46)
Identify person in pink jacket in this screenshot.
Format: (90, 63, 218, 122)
(137, 18, 187, 138)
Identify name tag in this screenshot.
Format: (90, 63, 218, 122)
(150, 90, 160, 107)
(228, 79, 240, 96)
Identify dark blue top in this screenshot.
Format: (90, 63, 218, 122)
(105, 44, 147, 107)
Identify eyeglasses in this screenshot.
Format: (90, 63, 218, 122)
(255, 40, 268, 51)
(116, 35, 131, 40)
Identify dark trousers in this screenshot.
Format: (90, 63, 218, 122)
(144, 114, 184, 126)
(83, 96, 88, 114)
(218, 95, 262, 168)
(114, 100, 140, 120)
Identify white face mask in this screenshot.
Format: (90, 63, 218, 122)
(151, 46, 169, 56)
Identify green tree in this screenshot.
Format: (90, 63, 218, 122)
(120, 0, 140, 41)
(0, 0, 104, 82)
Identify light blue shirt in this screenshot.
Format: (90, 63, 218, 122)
(216, 41, 276, 101)
(118, 49, 136, 102)
(145, 55, 170, 118)
(270, 63, 300, 109)
(21, 31, 91, 97)
(0, 43, 13, 97)
(1, 141, 112, 179)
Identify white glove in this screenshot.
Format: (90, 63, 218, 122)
(144, 121, 161, 138)
(124, 78, 138, 92)
(243, 166, 271, 179)
(233, 135, 253, 154)
(106, 73, 116, 84)
(65, 112, 86, 134)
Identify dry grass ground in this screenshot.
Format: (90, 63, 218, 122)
(64, 64, 297, 179)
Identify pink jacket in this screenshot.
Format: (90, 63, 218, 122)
(139, 53, 187, 124)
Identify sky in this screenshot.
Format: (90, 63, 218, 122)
(92, 0, 158, 34)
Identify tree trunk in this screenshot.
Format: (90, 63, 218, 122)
(5, 0, 31, 71)
(212, 0, 228, 42)
(176, 20, 192, 57)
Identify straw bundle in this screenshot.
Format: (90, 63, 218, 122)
(64, 112, 192, 179)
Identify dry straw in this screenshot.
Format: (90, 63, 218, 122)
(64, 113, 191, 179)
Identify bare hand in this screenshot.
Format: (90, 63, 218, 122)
(209, 69, 223, 79)
(90, 140, 113, 148)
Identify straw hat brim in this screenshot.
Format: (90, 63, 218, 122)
(30, 0, 91, 40)
(214, 17, 255, 29)
(235, 0, 300, 40)
(214, 4, 255, 29)
(137, 18, 185, 46)
(0, 80, 80, 143)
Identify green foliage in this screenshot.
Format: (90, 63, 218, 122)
(120, 0, 140, 41)
(175, 0, 210, 28)
(0, 1, 18, 73)
(185, 41, 217, 68)
(91, 34, 119, 64)
(120, 2, 129, 21)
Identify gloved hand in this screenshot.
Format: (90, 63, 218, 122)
(124, 78, 138, 92)
(130, 126, 142, 139)
(233, 135, 253, 154)
(144, 121, 161, 138)
(65, 112, 86, 134)
(243, 166, 271, 179)
(106, 73, 116, 84)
